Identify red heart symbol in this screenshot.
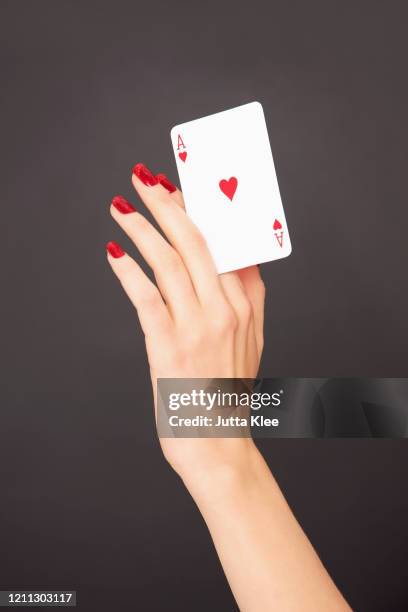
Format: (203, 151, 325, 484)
(219, 177, 238, 201)
(179, 151, 187, 162)
(273, 219, 282, 230)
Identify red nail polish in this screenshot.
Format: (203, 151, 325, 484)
(156, 173, 177, 194)
(111, 195, 136, 214)
(132, 163, 158, 186)
(106, 241, 125, 258)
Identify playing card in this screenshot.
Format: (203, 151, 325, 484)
(170, 101, 292, 274)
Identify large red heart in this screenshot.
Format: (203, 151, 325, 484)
(179, 151, 187, 162)
(273, 219, 282, 230)
(219, 177, 238, 201)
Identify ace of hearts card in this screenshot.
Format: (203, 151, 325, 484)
(171, 101, 292, 273)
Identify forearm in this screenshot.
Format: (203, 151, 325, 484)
(183, 442, 351, 612)
(107, 164, 350, 610)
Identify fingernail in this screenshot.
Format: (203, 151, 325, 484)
(132, 163, 158, 186)
(106, 241, 125, 258)
(156, 173, 177, 194)
(111, 195, 136, 214)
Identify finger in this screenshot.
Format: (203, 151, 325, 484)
(219, 272, 251, 323)
(131, 163, 222, 306)
(156, 173, 185, 210)
(110, 196, 199, 322)
(106, 241, 172, 340)
(219, 272, 256, 377)
(236, 265, 265, 354)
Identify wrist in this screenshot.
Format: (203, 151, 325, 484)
(180, 438, 264, 504)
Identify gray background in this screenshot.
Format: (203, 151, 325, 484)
(1, 0, 407, 610)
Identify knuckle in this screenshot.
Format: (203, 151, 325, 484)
(165, 327, 204, 367)
(129, 210, 148, 229)
(163, 250, 183, 275)
(154, 193, 171, 207)
(188, 226, 207, 252)
(213, 305, 238, 333)
(138, 287, 160, 309)
(237, 298, 252, 324)
(183, 325, 205, 351)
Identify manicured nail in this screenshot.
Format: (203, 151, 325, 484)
(132, 163, 158, 186)
(106, 241, 125, 258)
(156, 173, 177, 193)
(111, 195, 136, 214)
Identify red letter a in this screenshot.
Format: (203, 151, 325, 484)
(177, 134, 186, 150)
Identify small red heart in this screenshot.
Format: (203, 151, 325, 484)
(219, 177, 238, 201)
(273, 219, 282, 230)
(179, 151, 187, 162)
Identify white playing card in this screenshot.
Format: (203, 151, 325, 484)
(170, 101, 292, 274)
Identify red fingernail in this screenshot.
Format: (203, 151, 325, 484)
(132, 163, 158, 186)
(106, 241, 125, 258)
(156, 173, 177, 194)
(111, 195, 136, 214)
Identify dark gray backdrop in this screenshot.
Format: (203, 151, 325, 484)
(1, 1, 407, 610)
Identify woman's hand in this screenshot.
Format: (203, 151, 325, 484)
(106, 163, 351, 612)
(106, 163, 264, 480)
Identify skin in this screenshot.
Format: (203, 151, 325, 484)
(107, 169, 351, 612)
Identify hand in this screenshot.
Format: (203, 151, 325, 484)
(106, 163, 265, 480)
(106, 164, 351, 612)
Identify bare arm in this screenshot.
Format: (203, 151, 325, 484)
(185, 443, 350, 612)
(106, 162, 351, 611)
